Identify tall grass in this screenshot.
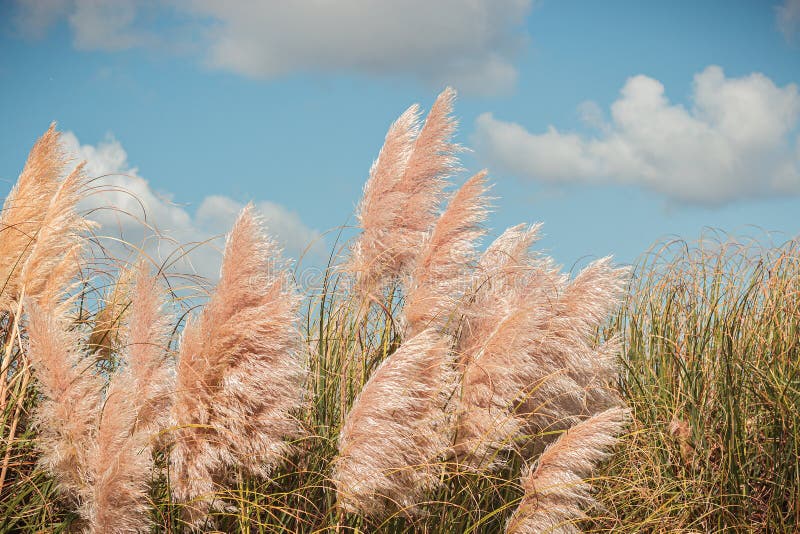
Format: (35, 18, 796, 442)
(2, 115, 799, 533)
(589, 234, 800, 533)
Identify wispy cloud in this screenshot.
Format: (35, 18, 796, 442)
(13, 0, 157, 49)
(12, 0, 534, 95)
(61, 131, 323, 279)
(474, 66, 800, 205)
(777, 0, 800, 42)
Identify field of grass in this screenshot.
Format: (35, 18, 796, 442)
(3, 228, 798, 533)
(590, 235, 800, 533)
(2, 103, 799, 532)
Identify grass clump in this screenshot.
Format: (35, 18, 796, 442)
(590, 235, 800, 533)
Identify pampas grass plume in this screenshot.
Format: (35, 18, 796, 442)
(0, 124, 65, 312)
(26, 303, 101, 501)
(402, 171, 490, 337)
(349, 88, 459, 297)
(170, 205, 306, 522)
(506, 407, 630, 534)
(334, 328, 457, 517)
(82, 263, 174, 532)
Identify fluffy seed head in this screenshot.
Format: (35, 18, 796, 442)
(0, 124, 65, 312)
(506, 407, 630, 534)
(402, 171, 490, 337)
(348, 88, 459, 298)
(169, 206, 307, 523)
(26, 303, 102, 500)
(334, 329, 457, 517)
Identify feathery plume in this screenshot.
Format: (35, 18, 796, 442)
(555, 257, 629, 341)
(476, 223, 543, 288)
(505, 407, 630, 534)
(402, 171, 490, 337)
(350, 104, 420, 293)
(87, 267, 135, 360)
(26, 303, 101, 500)
(397, 87, 459, 238)
(454, 247, 567, 468)
(84, 372, 153, 533)
(18, 161, 94, 314)
(0, 124, 65, 312)
(543, 258, 630, 411)
(334, 328, 457, 517)
(455, 233, 628, 469)
(124, 262, 174, 431)
(349, 88, 459, 297)
(170, 206, 306, 522)
(82, 263, 174, 532)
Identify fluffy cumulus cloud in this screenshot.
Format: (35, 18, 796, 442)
(12, 0, 533, 94)
(60, 132, 323, 279)
(474, 66, 800, 205)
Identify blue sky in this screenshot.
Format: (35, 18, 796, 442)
(1, 0, 799, 276)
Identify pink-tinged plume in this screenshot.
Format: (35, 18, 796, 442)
(334, 328, 457, 517)
(125, 263, 175, 432)
(455, 229, 628, 469)
(402, 171, 490, 337)
(350, 104, 420, 294)
(82, 263, 174, 532)
(506, 407, 630, 534)
(18, 161, 94, 314)
(349, 88, 459, 298)
(170, 206, 306, 523)
(0, 125, 66, 313)
(454, 235, 566, 468)
(26, 303, 101, 502)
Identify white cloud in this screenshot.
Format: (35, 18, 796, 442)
(473, 66, 800, 205)
(61, 131, 323, 279)
(186, 0, 531, 94)
(13, 0, 155, 49)
(67, 0, 153, 51)
(12, 0, 533, 95)
(576, 100, 607, 132)
(777, 0, 800, 41)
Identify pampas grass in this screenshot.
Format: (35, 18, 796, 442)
(0, 96, 711, 533)
(26, 264, 172, 532)
(0, 125, 94, 498)
(333, 328, 457, 517)
(349, 104, 420, 295)
(16, 161, 93, 314)
(0, 124, 65, 313)
(453, 249, 629, 470)
(25, 303, 101, 501)
(336, 88, 628, 522)
(402, 171, 490, 337)
(506, 407, 629, 534)
(82, 263, 174, 532)
(349, 88, 458, 297)
(169, 205, 306, 524)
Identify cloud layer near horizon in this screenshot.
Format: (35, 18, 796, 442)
(60, 131, 322, 279)
(474, 66, 800, 205)
(12, 0, 533, 95)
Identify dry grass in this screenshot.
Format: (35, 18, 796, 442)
(588, 234, 800, 533)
